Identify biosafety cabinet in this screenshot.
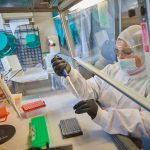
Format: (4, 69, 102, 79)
(0, 0, 150, 149)
(0, 0, 150, 112)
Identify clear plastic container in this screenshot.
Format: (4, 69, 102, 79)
(12, 93, 22, 106)
(23, 107, 46, 118)
(21, 100, 46, 118)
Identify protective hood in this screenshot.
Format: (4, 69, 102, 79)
(117, 25, 145, 65)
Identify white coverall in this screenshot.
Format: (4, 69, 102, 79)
(62, 63, 150, 138)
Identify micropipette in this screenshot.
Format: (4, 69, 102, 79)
(62, 70, 80, 98)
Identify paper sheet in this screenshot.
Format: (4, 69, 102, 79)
(9, 19, 29, 35)
(1, 55, 22, 72)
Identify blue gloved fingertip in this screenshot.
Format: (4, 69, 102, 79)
(62, 69, 68, 78)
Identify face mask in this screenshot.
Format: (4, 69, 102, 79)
(118, 58, 137, 73)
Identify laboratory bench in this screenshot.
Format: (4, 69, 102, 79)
(0, 90, 118, 150)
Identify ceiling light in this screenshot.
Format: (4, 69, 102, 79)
(69, 0, 105, 12)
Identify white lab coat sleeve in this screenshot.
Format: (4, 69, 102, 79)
(62, 64, 117, 100)
(62, 67, 102, 100)
(93, 107, 150, 137)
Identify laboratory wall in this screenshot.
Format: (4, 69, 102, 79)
(121, 0, 141, 30)
(0, 12, 58, 53)
(0, 12, 60, 70)
(33, 12, 57, 53)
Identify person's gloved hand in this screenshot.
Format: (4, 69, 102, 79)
(51, 56, 71, 76)
(73, 99, 98, 119)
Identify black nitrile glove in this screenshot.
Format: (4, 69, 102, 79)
(73, 99, 98, 119)
(51, 56, 71, 76)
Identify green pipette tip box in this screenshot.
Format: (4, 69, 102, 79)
(30, 115, 51, 148)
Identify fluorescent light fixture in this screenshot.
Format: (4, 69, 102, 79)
(69, 0, 105, 12)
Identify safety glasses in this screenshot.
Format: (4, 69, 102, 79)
(115, 48, 133, 56)
(115, 44, 142, 56)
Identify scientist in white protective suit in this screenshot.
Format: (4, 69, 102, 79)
(51, 25, 150, 138)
